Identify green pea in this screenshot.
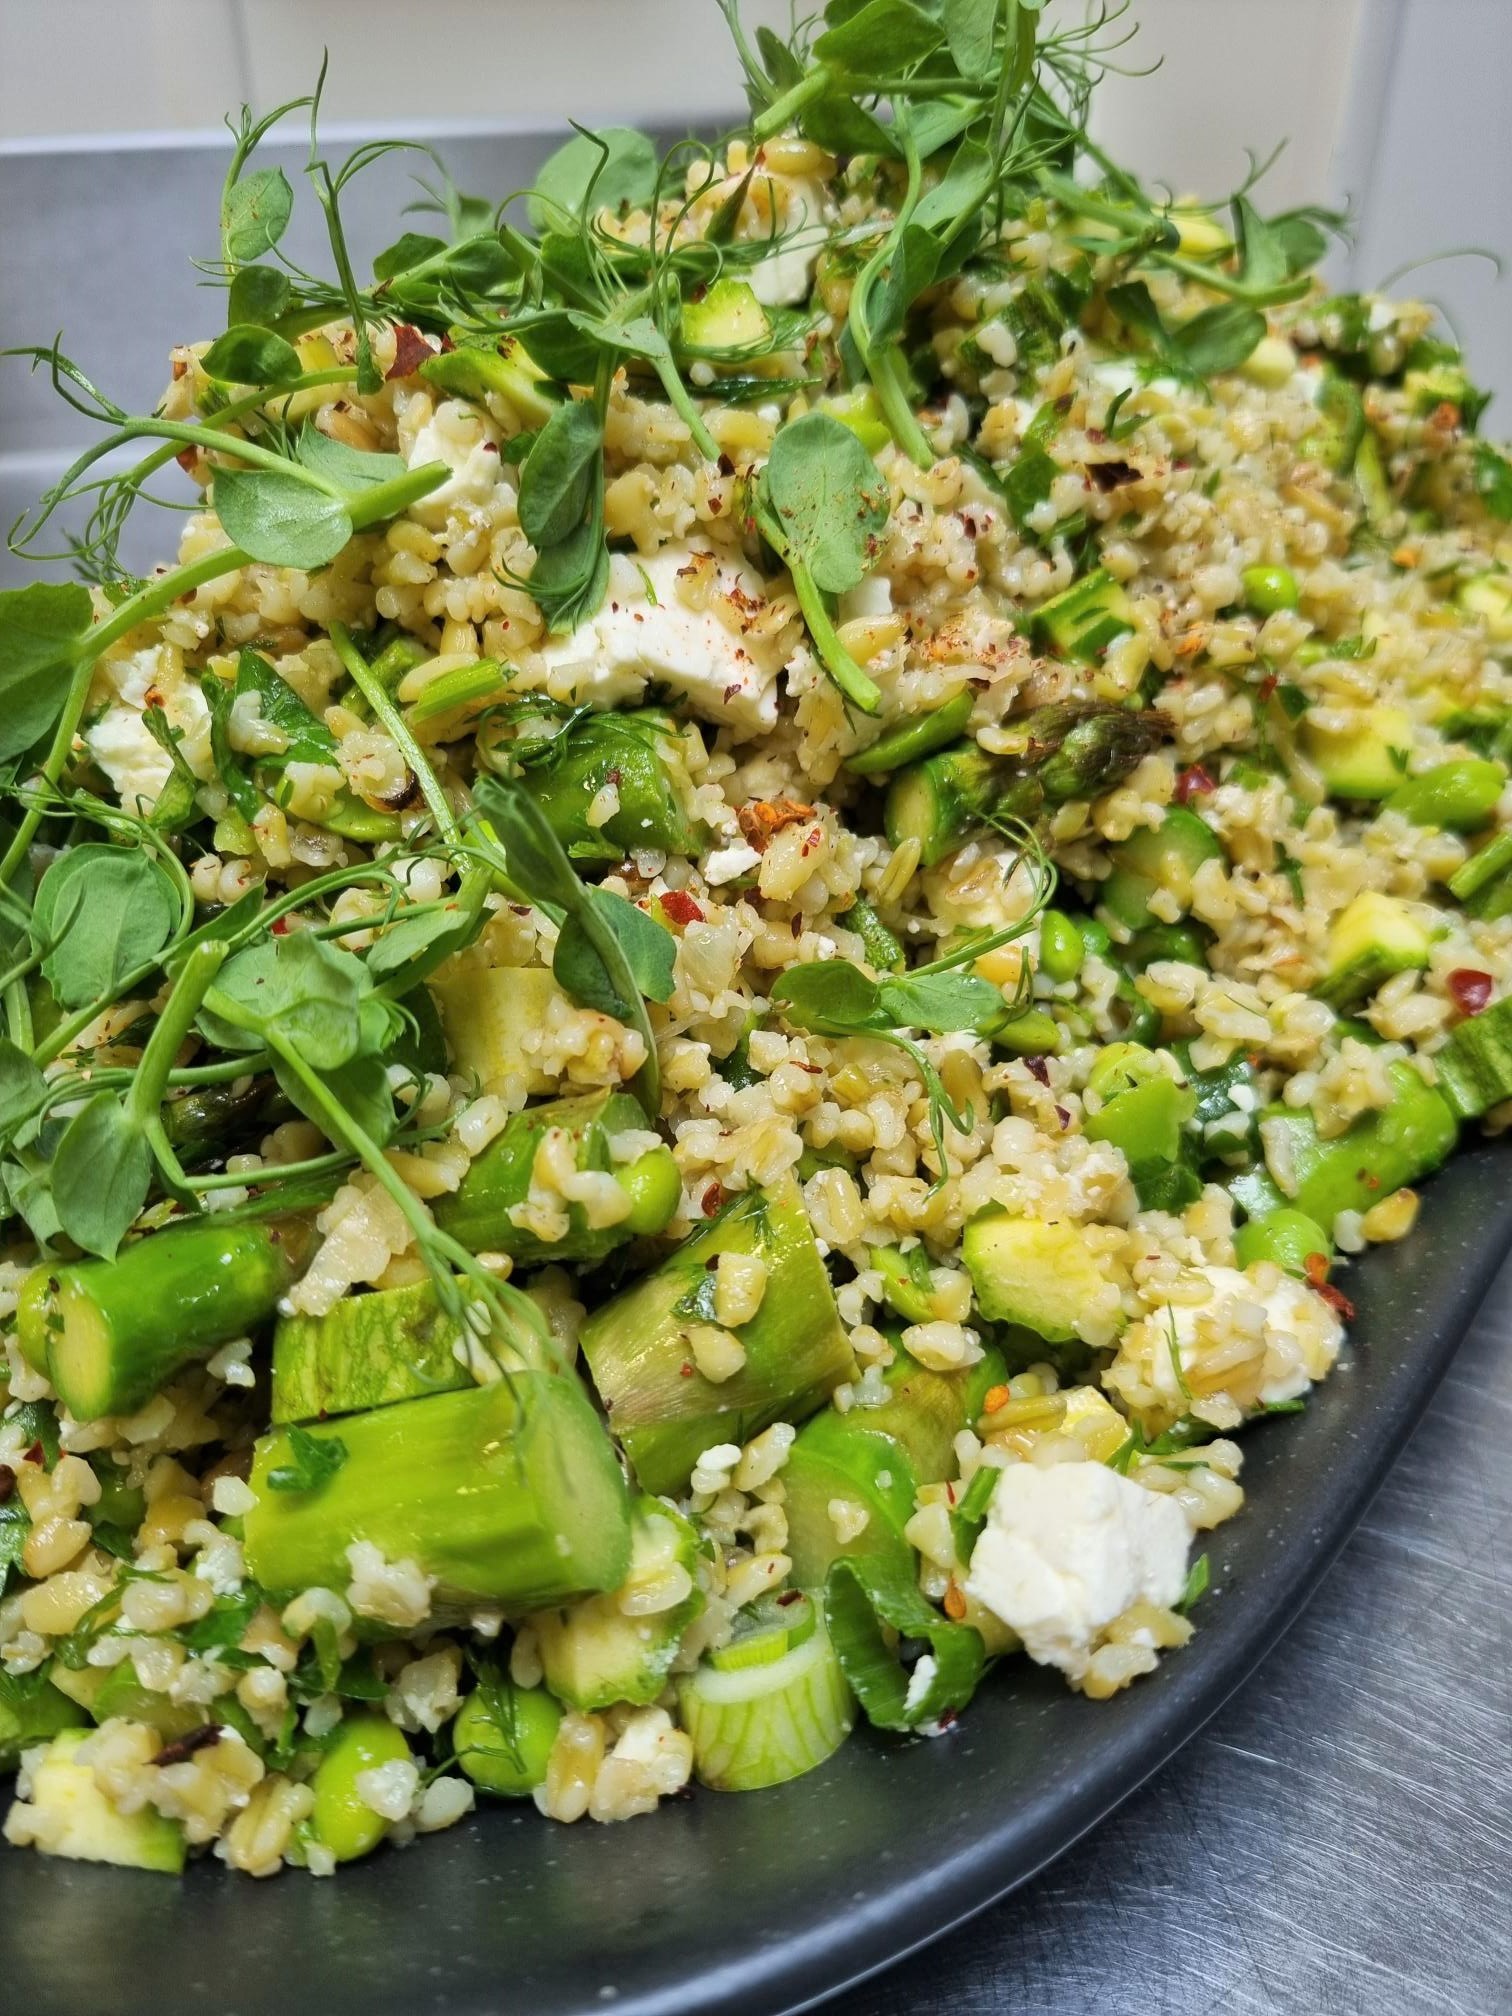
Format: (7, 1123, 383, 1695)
(1079, 917, 1113, 961)
(618, 1146, 682, 1237)
(1384, 758, 1505, 834)
(1234, 1208, 1333, 1279)
(1127, 921, 1208, 972)
(1241, 563, 1300, 616)
(454, 1684, 562, 1798)
(310, 1714, 413, 1863)
(1087, 1041, 1163, 1103)
(989, 1007, 1062, 1057)
(1038, 909, 1085, 983)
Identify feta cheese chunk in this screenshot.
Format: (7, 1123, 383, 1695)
(394, 388, 512, 526)
(86, 644, 212, 815)
(1103, 1262, 1344, 1431)
(531, 545, 786, 732)
(966, 1462, 1190, 1685)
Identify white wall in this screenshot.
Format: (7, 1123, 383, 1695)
(0, 0, 1507, 404)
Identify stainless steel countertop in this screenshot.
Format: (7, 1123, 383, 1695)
(833, 1254, 1512, 2016)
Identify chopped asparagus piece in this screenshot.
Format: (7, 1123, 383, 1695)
(245, 1372, 631, 1613)
(434, 1089, 678, 1262)
(578, 1177, 854, 1496)
(272, 1279, 476, 1424)
(534, 1495, 704, 1710)
(20, 1218, 305, 1422)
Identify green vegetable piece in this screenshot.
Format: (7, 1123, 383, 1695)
(1241, 563, 1299, 615)
(1233, 1208, 1332, 1277)
(1430, 998, 1512, 1121)
(511, 711, 702, 861)
(1085, 1072, 1195, 1169)
(0, 1667, 88, 1772)
(823, 1554, 985, 1732)
(1026, 567, 1134, 663)
(1299, 370, 1365, 473)
(271, 1279, 475, 1424)
(847, 691, 974, 776)
(1100, 808, 1224, 932)
(534, 1495, 704, 1711)
(872, 1243, 940, 1326)
(1457, 572, 1512, 644)
(419, 338, 561, 429)
(245, 1373, 632, 1613)
(884, 740, 999, 868)
(1316, 891, 1430, 1008)
(22, 1218, 302, 1423)
(434, 1089, 678, 1263)
(1301, 702, 1414, 801)
(311, 1714, 413, 1863)
(1384, 759, 1504, 833)
(9, 1729, 185, 1872)
(676, 1612, 853, 1792)
(33, 845, 179, 1010)
(783, 1347, 1005, 1588)
(987, 1007, 1062, 1057)
(1449, 828, 1512, 919)
(1038, 909, 1085, 983)
(817, 386, 893, 454)
(843, 897, 905, 974)
(1256, 1061, 1456, 1226)
(707, 1591, 818, 1673)
(962, 1211, 1113, 1344)
(679, 277, 770, 354)
(579, 1177, 855, 1496)
(454, 1680, 561, 1798)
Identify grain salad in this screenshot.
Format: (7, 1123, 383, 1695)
(3, 2, 1512, 1878)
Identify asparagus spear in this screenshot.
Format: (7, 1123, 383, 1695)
(577, 1176, 855, 1495)
(244, 1370, 631, 1612)
(885, 702, 1169, 867)
(533, 1494, 705, 1710)
(434, 1089, 680, 1262)
(271, 1278, 476, 1424)
(19, 1217, 307, 1422)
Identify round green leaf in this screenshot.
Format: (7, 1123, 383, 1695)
(212, 468, 354, 570)
(33, 844, 180, 1011)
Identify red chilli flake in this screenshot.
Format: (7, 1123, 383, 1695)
(0, 1465, 14, 1505)
(1174, 763, 1215, 805)
(1448, 968, 1493, 1018)
(386, 323, 438, 381)
(701, 1182, 726, 1217)
(1256, 673, 1279, 702)
(24, 1442, 43, 1466)
(659, 889, 704, 928)
(1315, 1279, 1355, 1323)
(1024, 1056, 1051, 1086)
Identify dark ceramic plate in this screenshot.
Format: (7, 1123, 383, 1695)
(3, 1141, 1508, 2016)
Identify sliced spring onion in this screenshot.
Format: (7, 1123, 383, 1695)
(823, 1554, 986, 1733)
(676, 1612, 853, 1792)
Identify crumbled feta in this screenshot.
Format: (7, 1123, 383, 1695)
(965, 1461, 1190, 1684)
(395, 389, 512, 524)
(86, 644, 212, 814)
(531, 546, 785, 731)
(1158, 1263, 1343, 1411)
(703, 841, 761, 886)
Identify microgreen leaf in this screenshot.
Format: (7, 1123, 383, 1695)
(222, 165, 294, 263)
(473, 777, 667, 1115)
(518, 400, 602, 548)
(0, 581, 93, 760)
(760, 412, 890, 596)
(201, 324, 304, 387)
(234, 648, 338, 768)
(201, 930, 370, 1069)
(0, 1039, 46, 1143)
(267, 1422, 349, 1493)
(211, 467, 354, 570)
(293, 429, 409, 494)
(33, 844, 179, 1010)
(227, 264, 293, 329)
(527, 126, 658, 230)
(52, 1091, 153, 1259)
